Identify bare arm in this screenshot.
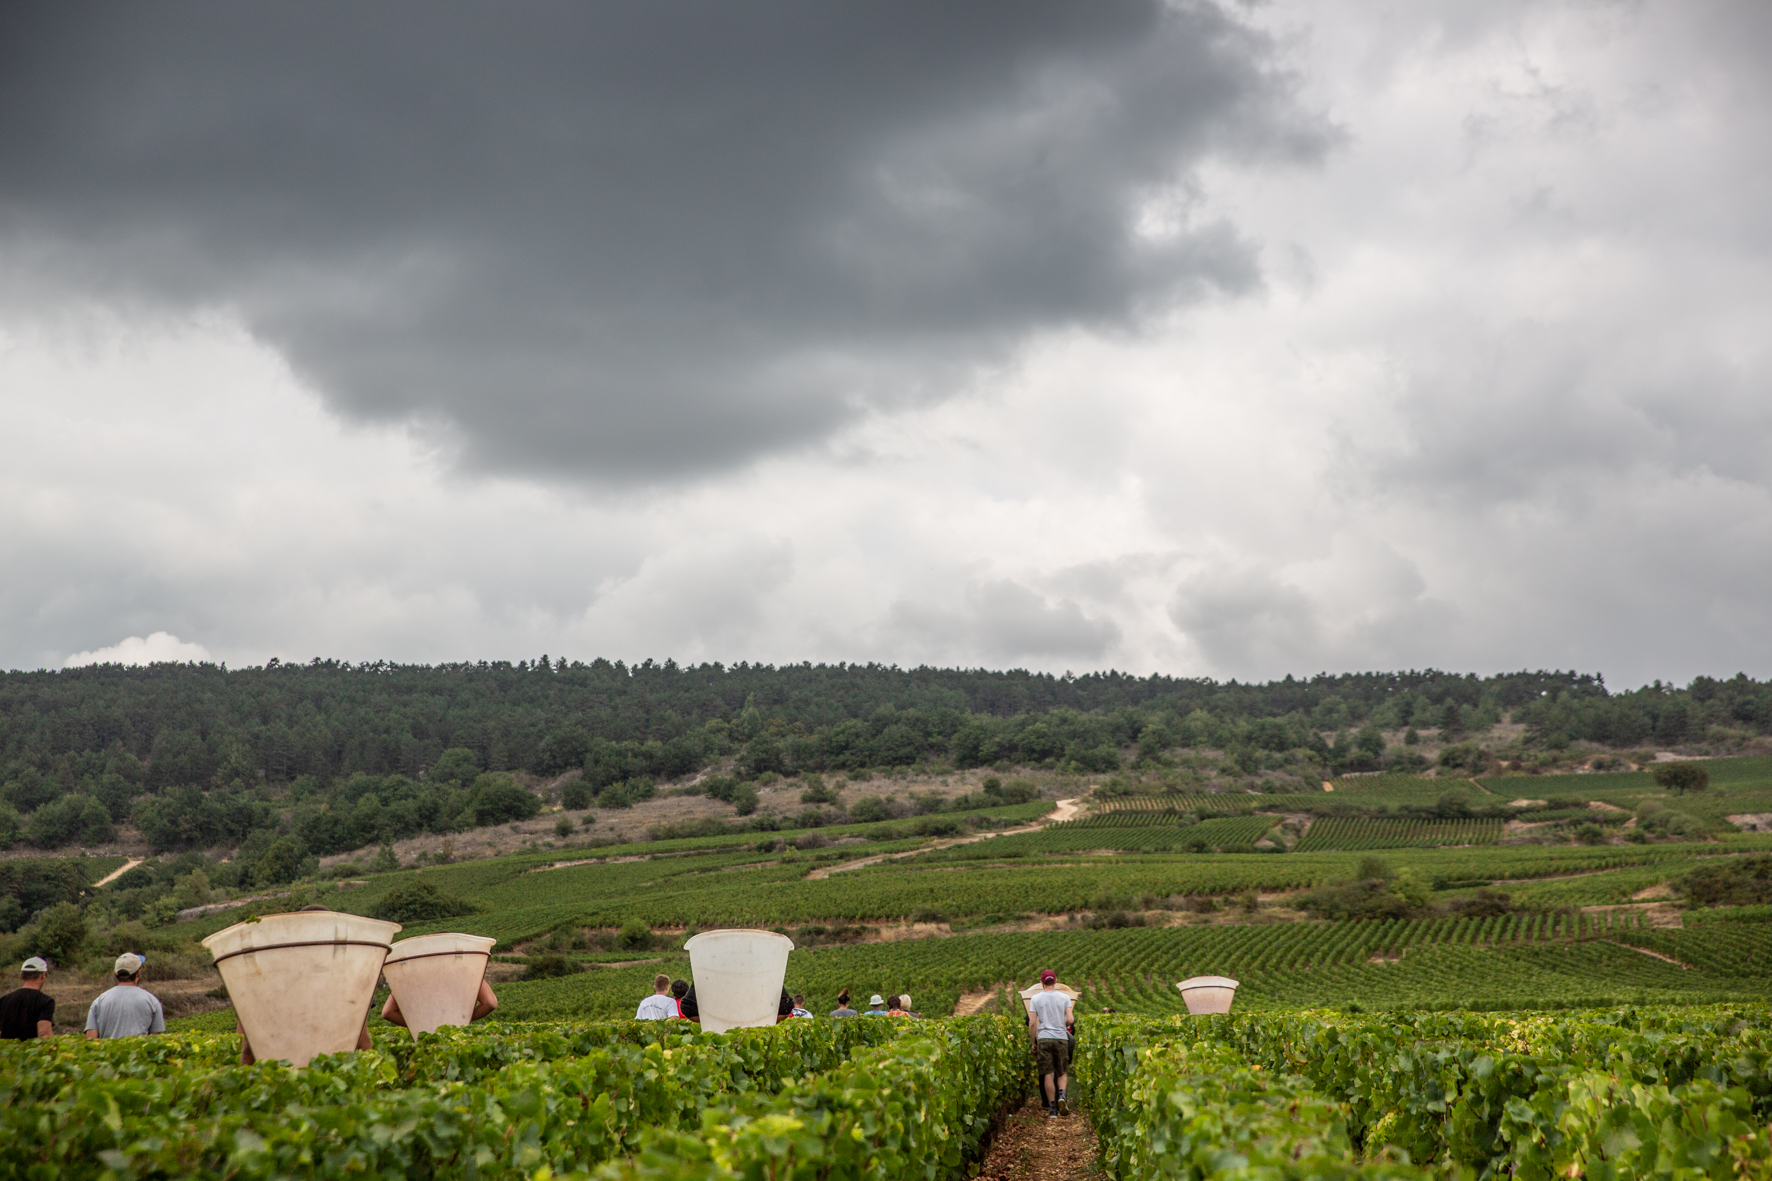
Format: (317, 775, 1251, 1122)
(471, 980, 498, 1022)
(1028, 1009, 1039, 1044)
(35, 1020, 52, 1039)
(356, 1020, 373, 1051)
(84, 1028, 98, 1041)
(382, 994, 406, 1026)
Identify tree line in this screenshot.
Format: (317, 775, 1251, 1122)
(1, 660, 1766, 869)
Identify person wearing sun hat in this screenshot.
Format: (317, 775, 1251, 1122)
(84, 953, 165, 1040)
(863, 993, 889, 1015)
(0, 956, 56, 1040)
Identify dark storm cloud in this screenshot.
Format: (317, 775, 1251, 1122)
(0, 1, 1326, 480)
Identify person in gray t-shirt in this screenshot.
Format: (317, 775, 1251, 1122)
(1026, 971, 1075, 1118)
(85, 953, 165, 1040)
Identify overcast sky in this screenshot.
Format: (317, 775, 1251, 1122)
(4, 0, 1769, 687)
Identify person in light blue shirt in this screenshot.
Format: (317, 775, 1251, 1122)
(863, 993, 889, 1015)
(85, 954, 165, 1040)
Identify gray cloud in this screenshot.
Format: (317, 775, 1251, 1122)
(8, 0, 1772, 690)
(0, 1, 1327, 482)
(888, 580, 1121, 664)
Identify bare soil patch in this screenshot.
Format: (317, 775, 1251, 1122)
(976, 1101, 1098, 1181)
(91, 858, 146, 887)
(1600, 939, 1691, 968)
(1581, 902, 1684, 928)
(953, 987, 1001, 1016)
(317, 768, 1084, 874)
(806, 798, 1081, 879)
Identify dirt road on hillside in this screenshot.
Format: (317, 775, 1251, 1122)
(805, 798, 1082, 880)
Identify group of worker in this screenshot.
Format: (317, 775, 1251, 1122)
(633, 977, 927, 1023)
(5, 931, 1072, 1119)
(1, 953, 166, 1042)
(631, 969, 1075, 1119)
(3, 905, 501, 1054)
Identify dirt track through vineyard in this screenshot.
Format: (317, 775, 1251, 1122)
(953, 986, 1001, 1016)
(977, 1101, 1098, 1181)
(806, 798, 1082, 880)
(90, 858, 145, 888)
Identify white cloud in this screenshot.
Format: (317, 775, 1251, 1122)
(64, 631, 213, 668)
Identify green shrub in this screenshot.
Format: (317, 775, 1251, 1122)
(618, 918, 652, 951)
(464, 773, 542, 824)
(523, 952, 579, 979)
(1676, 855, 1772, 907)
(16, 901, 90, 968)
(1653, 762, 1709, 796)
(370, 879, 477, 923)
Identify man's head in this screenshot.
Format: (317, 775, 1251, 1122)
(654, 973, 671, 994)
(792, 994, 803, 1007)
(114, 953, 146, 982)
(1040, 969, 1057, 987)
(671, 979, 688, 999)
(869, 994, 885, 1008)
(20, 956, 47, 983)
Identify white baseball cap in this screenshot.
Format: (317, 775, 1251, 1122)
(20, 957, 48, 973)
(114, 953, 146, 975)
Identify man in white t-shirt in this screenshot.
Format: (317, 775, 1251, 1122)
(635, 973, 676, 1020)
(85, 954, 165, 1040)
(1026, 970, 1074, 1119)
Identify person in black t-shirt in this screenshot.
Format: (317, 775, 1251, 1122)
(678, 983, 700, 1023)
(0, 957, 56, 1040)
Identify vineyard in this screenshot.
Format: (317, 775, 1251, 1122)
(1291, 816, 1502, 852)
(13, 761, 1772, 1178)
(267, 836, 1772, 947)
(963, 814, 1280, 855)
(156, 913, 1769, 1032)
(1, 1014, 1031, 1178)
(1082, 1003, 1772, 1181)
(11, 1002, 1771, 1180)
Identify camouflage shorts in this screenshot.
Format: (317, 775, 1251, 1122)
(1035, 1038, 1071, 1078)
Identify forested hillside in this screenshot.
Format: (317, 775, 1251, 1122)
(2, 660, 1769, 869)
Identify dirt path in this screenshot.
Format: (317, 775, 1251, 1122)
(806, 799, 1082, 880)
(977, 1101, 1097, 1181)
(1601, 939, 1692, 969)
(952, 986, 1002, 1016)
(91, 858, 145, 888)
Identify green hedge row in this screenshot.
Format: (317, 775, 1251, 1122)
(0, 1015, 1031, 1180)
(1077, 1006, 1772, 1181)
(582, 1013, 1034, 1181)
(1075, 1019, 1427, 1181)
(0, 1016, 939, 1179)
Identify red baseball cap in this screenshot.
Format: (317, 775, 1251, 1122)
(1039, 969, 1056, 984)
